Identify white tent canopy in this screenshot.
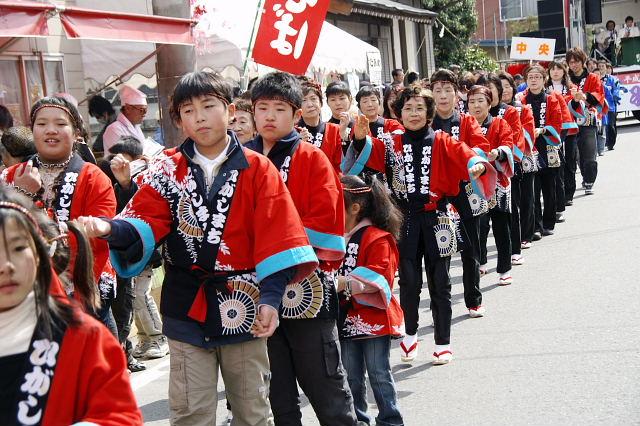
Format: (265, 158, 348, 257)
(78, 0, 379, 85)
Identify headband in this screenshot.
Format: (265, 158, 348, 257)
(208, 93, 231, 106)
(0, 201, 43, 236)
(31, 104, 75, 125)
(303, 80, 322, 94)
(344, 186, 372, 194)
(252, 96, 301, 112)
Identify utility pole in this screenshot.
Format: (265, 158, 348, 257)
(493, 13, 499, 60)
(152, 0, 195, 148)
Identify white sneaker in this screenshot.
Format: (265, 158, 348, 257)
(479, 263, 488, 276)
(400, 335, 418, 363)
(132, 338, 151, 359)
(432, 345, 453, 365)
(521, 241, 532, 249)
(511, 254, 525, 265)
(468, 305, 486, 318)
(498, 272, 513, 286)
(144, 336, 170, 359)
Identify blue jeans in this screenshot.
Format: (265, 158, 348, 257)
(341, 336, 404, 426)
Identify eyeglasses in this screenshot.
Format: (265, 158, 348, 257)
(527, 75, 544, 81)
(129, 105, 148, 114)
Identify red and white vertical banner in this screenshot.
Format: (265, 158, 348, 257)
(251, 0, 330, 75)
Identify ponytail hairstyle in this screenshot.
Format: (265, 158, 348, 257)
(341, 174, 403, 240)
(0, 187, 80, 339)
(38, 216, 98, 315)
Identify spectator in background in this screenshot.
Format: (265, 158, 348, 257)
(586, 58, 598, 73)
(391, 68, 405, 87)
(448, 64, 461, 77)
(230, 93, 257, 144)
(514, 74, 526, 92)
(0, 105, 14, 136)
(383, 85, 401, 119)
(103, 85, 147, 155)
(596, 20, 618, 63)
(88, 95, 116, 154)
(1, 126, 36, 167)
(620, 16, 640, 39)
(405, 71, 420, 86)
(603, 63, 626, 150)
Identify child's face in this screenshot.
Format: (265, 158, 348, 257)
(178, 95, 234, 149)
(327, 94, 351, 117)
(598, 63, 607, 75)
(400, 97, 428, 131)
(230, 110, 256, 144)
(358, 94, 380, 119)
(0, 218, 38, 313)
(431, 81, 456, 114)
(32, 107, 77, 163)
(253, 99, 301, 143)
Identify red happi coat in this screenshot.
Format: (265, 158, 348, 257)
(338, 224, 404, 339)
(302, 121, 343, 175)
(518, 103, 536, 156)
(2, 157, 116, 298)
(493, 103, 524, 161)
(443, 112, 490, 153)
(481, 115, 514, 212)
(547, 84, 579, 136)
(519, 90, 563, 170)
(568, 72, 608, 122)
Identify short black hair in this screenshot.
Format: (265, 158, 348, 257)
(355, 85, 380, 107)
(498, 71, 516, 102)
(405, 71, 420, 85)
(30, 97, 84, 134)
(430, 69, 458, 90)
(325, 81, 352, 99)
(1, 126, 35, 160)
(392, 68, 404, 78)
(250, 72, 303, 111)
(170, 71, 233, 122)
(88, 95, 114, 118)
(392, 85, 436, 125)
(626, 16, 634, 23)
(485, 72, 504, 101)
(110, 136, 143, 158)
(0, 105, 14, 130)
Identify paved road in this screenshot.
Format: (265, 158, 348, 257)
(134, 121, 640, 425)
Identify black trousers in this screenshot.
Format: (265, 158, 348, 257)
(479, 209, 512, 274)
(111, 276, 135, 357)
(517, 172, 536, 242)
(563, 134, 578, 203)
(576, 126, 598, 185)
(555, 144, 566, 213)
(459, 215, 483, 309)
(534, 168, 558, 231)
(510, 172, 522, 255)
(398, 225, 452, 344)
(606, 111, 617, 149)
(268, 319, 357, 426)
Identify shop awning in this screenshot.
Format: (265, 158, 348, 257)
(0, 1, 194, 44)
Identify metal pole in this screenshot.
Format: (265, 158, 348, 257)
(242, 0, 265, 88)
(493, 13, 499, 60)
(152, 0, 195, 148)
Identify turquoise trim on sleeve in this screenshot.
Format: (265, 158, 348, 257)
(495, 145, 514, 175)
(523, 129, 534, 151)
(568, 100, 586, 120)
(542, 126, 561, 146)
(345, 136, 372, 176)
(256, 245, 318, 282)
(513, 144, 524, 161)
(109, 218, 155, 279)
(467, 155, 492, 199)
(562, 122, 578, 130)
(305, 227, 346, 254)
(350, 266, 391, 305)
(472, 147, 487, 159)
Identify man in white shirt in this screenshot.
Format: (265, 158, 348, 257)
(103, 85, 148, 155)
(620, 16, 640, 39)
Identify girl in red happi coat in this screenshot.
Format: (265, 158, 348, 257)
(467, 85, 515, 286)
(1, 97, 117, 330)
(0, 187, 141, 426)
(338, 174, 405, 426)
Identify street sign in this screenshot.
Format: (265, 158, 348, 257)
(367, 51, 382, 86)
(510, 36, 556, 61)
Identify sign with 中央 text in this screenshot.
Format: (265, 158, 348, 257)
(510, 37, 556, 61)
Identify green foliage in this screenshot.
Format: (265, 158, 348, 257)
(452, 45, 499, 72)
(422, 0, 478, 67)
